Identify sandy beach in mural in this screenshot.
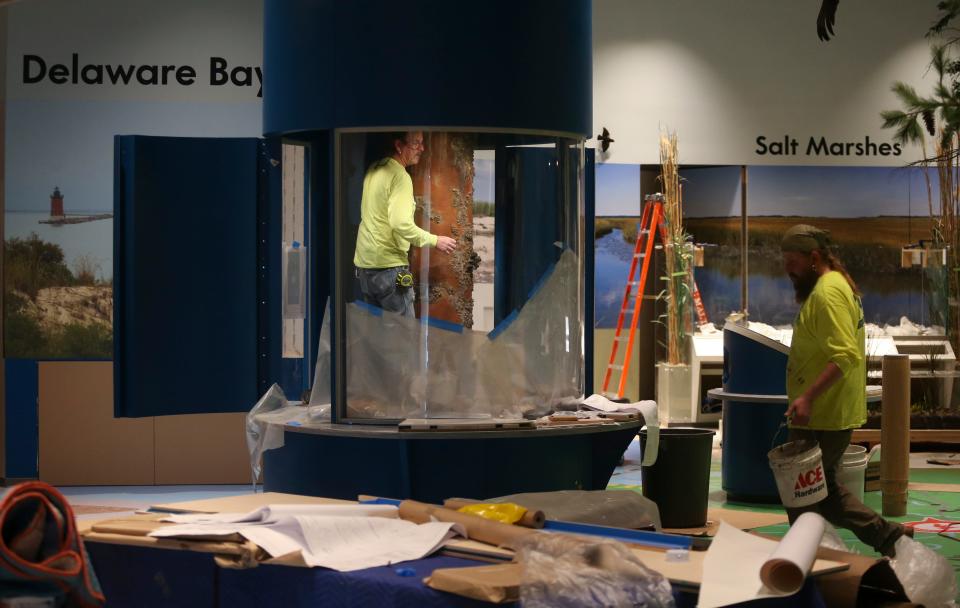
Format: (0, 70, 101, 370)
(15, 286, 113, 329)
(472, 216, 495, 284)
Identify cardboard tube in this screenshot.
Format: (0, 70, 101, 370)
(399, 500, 537, 548)
(880, 355, 910, 517)
(442, 498, 546, 529)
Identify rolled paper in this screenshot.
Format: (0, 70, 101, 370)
(398, 500, 537, 548)
(442, 498, 546, 529)
(759, 512, 825, 595)
(880, 354, 910, 517)
(636, 400, 660, 466)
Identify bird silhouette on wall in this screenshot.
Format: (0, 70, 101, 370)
(817, 0, 840, 41)
(596, 127, 615, 152)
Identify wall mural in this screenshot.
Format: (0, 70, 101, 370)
(4, 0, 264, 360)
(595, 163, 939, 333)
(5, 186, 113, 359)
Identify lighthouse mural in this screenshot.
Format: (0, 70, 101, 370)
(39, 187, 112, 226)
(49, 186, 65, 219)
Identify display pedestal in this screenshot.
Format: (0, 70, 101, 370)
(263, 421, 641, 504)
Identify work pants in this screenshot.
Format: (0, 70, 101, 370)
(357, 266, 414, 317)
(785, 428, 903, 556)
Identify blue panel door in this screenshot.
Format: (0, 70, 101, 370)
(113, 136, 262, 417)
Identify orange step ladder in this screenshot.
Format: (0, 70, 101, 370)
(601, 196, 666, 399)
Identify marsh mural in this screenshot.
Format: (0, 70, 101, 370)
(595, 164, 940, 331)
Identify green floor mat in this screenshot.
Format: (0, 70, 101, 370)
(609, 464, 960, 596)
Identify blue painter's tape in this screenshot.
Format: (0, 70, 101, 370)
(420, 316, 463, 333)
(352, 301, 383, 317)
(487, 308, 519, 340)
(542, 520, 693, 551)
(358, 497, 402, 506)
(526, 261, 557, 301)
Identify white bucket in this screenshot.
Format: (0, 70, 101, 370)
(837, 445, 869, 502)
(768, 440, 828, 507)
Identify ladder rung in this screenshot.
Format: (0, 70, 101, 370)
(633, 253, 646, 258)
(613, 335, 628, 341)
(639, 229, 650, 235)
(628, 280, 640, 286)
(607, 364, 624, 371)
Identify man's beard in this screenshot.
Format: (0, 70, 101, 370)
(790, 267, 819, 303)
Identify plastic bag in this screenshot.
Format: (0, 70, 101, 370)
(515, 533, 675, 607)
(488, 490, 661, 530)
(245, 384, 288, 489)
(457, 503, 527, 525)
(245, 385, 331, 490)
(818, 521, 850, 552)
(889, 534, 958, 607)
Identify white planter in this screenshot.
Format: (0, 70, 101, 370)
(656, 363, 693, 425)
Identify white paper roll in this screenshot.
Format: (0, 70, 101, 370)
(759, 512, 826, 594)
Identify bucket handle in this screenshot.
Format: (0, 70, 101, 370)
(770, 417, 791, 452)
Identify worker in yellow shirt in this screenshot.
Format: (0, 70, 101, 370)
(781, 224, 909, 557)
(353, 131, 457, 316)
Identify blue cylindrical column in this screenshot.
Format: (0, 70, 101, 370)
(263, 0, 592, 136)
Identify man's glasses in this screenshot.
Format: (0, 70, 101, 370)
(405, 140, 425, 150)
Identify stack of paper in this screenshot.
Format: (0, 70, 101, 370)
(148, 503, 461, 571)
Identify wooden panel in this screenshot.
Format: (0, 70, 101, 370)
(852, 428, 960, 447)
(154, 412, 249, 484)
(150, 492, 353, 514)
(38, 361, 154, 485)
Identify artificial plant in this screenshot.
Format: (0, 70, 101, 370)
(658, 131, 694, 366)
(881, 1, 960, 355)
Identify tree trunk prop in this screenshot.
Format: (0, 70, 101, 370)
(410, 133, 477, 328)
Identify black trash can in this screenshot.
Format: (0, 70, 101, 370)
(639, 427, 715, 528)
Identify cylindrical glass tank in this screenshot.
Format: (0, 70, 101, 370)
(334, 129, 585, 421)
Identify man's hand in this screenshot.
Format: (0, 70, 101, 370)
(436, 236, 457, 253)
(786, 395, 813, 427)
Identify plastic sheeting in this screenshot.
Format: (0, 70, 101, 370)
(889, 534, 958, 607)
(245, 384, 330, 489)
(515, 533, 675, 607)
(308, 300, 332, 407)
(345, 249, 584, 419)
(484, 490, 661, 530)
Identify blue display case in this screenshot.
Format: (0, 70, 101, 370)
(716, 323, 791, 503)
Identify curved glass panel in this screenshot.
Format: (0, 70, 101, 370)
(334, 129, 585, 421)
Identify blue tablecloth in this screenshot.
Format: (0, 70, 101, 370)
(85, 542, 826, 608)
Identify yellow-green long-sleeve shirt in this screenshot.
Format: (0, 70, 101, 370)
(353, 157, 437, 269)
(787, 271, 867, 430)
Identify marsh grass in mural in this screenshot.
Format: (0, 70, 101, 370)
(692, 216, 936, 326)
(4, 233, 113, 359)
(596, 216, 937, 328)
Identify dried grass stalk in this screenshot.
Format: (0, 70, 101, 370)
(659, 130, 691, 365)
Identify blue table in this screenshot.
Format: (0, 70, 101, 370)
(85, 541, 826, 607)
